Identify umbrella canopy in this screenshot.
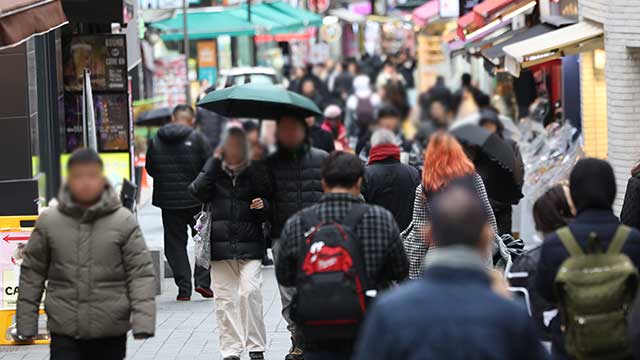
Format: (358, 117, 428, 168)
(452, 125, 524, 203)
(136, 107, 172, 127)
(198, 83, 322, 120)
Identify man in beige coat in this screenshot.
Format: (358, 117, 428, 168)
(16, 148, 156, 360)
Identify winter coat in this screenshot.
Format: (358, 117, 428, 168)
(354, 259, 546, 360)
(17, 184, 156, 339)
(536, 209, 640, 357)
(189, 158, 272, 261)
(308, 124, 335, 154)
(402, 174, 498, 279)
(362, 157, 420, 230)
(146, 123, 211, 209)
(621, 174, 640, 229)
(267, 145, 328, 238)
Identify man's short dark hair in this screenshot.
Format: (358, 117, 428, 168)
(173, 104, 194, 117)
(430, 186, 488, 248)
(321, 152, 365, 188)
(377, 105, 401, 121)
(67, 148, 103, 171)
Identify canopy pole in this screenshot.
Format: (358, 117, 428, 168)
(248, 0, 257, 66)
(183, 0, 191, 106)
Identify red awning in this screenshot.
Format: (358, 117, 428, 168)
(457, 11, 485, 40)
(412, 0, 439, 27)
(0, 0, 68, 50)
(473, 0, 513, 17)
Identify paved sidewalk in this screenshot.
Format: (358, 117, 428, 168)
(0, 203, 292, 360)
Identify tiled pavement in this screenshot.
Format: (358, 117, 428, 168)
(0, 202, 292, 359)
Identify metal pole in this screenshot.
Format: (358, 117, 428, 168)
(183, 0, 191, 106)
(248, 0, 257, 66)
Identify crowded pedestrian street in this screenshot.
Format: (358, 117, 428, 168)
(4, 0, 640, 359)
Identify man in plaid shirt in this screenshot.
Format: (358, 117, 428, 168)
(275, 151, 409, 360)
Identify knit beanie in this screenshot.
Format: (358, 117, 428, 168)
(569, 158, 616, 213)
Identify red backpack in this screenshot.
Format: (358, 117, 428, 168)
(294, 204, 371, 342)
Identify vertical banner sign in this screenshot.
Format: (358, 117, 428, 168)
(197, 40, 218, 86)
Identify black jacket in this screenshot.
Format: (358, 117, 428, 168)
(189, 158, 272, 260)
(362, 158, 420, 230)
(536, 209, 640, 357)
(146, 124, 211, 209)
(267, 145, 328, 239)
(308, 125, 335, 154)
(621, 174, 640, 229)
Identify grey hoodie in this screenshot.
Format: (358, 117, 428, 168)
(17, 183, 156, 339)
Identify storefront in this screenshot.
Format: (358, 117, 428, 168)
(0, 0, 68, 215)
(503, 20, 606, 157)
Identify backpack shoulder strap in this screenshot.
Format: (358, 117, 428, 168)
(556, 227, 584, 256)
(607, 225, 632, 254)
(341, 204, 370, 229)
(299, 208, 322, 236)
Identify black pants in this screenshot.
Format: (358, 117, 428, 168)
(161, 207, 211, 297)
(50, 334, 126, 360)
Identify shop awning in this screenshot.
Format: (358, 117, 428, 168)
(266, 1, 322, 28)
(228, 4, 304, 34)
(412, 0, 439, 27)
(152, 10, 256, 41)
(482, 23, 555, 65)
(0, 0, 68, 50)
(473, 0, 513, 17)
(503, 21, 603, 76)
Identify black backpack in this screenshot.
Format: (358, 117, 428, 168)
(294, 204, 370, 343)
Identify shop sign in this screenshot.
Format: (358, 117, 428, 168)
(307, 0, 330, 13)
(63, 35, 128, 92)
(439, 0, 460, 18)
(197, 40, 218, 85)
(320, 23, 342, 43)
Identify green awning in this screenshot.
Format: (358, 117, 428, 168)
(228, 4, 304, 34)
(266, 2, 323, 28)
(152, 10, 256, 41)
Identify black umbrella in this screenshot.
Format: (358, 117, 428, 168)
(136, 107, 172, 127)
(452, 124, 524, 204)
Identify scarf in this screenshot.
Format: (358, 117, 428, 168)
(368, 143, 400, 165)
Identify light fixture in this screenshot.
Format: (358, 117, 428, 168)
(594, 49, 606, 70)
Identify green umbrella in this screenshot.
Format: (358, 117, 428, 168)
(197, 83, 322, 119)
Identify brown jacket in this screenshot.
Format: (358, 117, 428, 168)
(17, 184, 156, 339)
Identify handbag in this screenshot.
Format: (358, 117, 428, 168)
(193, 203, 212, 269)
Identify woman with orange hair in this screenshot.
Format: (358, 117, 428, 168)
(401, 132, 498, 279)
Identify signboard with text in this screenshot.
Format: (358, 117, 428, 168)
(197, 40, 218, 85)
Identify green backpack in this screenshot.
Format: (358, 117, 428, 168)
(554, 226, 639, 360)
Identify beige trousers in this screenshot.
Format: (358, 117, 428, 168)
(211, 259, 266, 358)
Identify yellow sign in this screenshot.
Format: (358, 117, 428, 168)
(60, 152, 131, 189)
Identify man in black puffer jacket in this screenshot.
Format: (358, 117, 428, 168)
(267, 115, 328, 360)
(146, 104, 213, 301)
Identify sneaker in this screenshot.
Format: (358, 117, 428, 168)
(285, 337, 304, 360)
(176, 296, 190, 301)
(249, 352, 265, 360)
(195, 287, 214, 298)
(223, 357, 240, 360)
